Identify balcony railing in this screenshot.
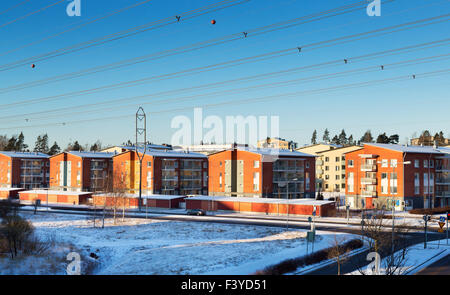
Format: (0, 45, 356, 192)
(361, 190, 377, 197)
(361, 178, 377, 185)
(361, 164, 377, 172)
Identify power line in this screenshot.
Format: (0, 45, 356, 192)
(1, 14, 448, 108)
(0, 67, 448, 130)
(0, 0, 66, 30)
(0, 0, 250, 71)
(3, 51, 448, 123)
(0, 0, 394, 91)
(2, 39, 446, 119)
(0, 0, 30, 16)
(0, 0, 154, 58)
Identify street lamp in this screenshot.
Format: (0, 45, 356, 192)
(377, 159, 410, 260)
(279, 177, 298, 230)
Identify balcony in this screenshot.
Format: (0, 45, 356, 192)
(436, 191, 450, 198)
(361, 178, 377, 185)
(361, 190, 377, 197)
(273, 166, 304, 172)
(316, 159, 324, 165)
(316, 169, 323, 175)
(361, 164, 377, 172)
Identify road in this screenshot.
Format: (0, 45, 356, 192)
(415, 253, 450, 275)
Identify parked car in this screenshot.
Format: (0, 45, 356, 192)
(186, 209, 206, 216)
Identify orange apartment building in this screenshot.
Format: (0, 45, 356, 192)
(49, 151, 115, 192)
(0, 152, 49, 189)
(345, 143, 449, 210)
(208, 147, 316, 198)
(112, 148, 208, 196)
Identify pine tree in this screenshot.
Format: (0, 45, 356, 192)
(323, 129, 330, 143)
(376, 133, 389, 143)
(311, 130, 317, 144)
(331, 135, 340, 145)
(338, 129, 347, 145)
(16, 132, 28, 151)
(34, 135, 42, 152)
(388, 134, 399, 144)
(49, 142, 61, 155)
(360, 130, 374, 143)
(348, 135, 354, 145)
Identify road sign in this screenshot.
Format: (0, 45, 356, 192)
(440, 216, 446, 223)
(439, 222, 445, 229)
(423, 215, 431, 221)
(307, 231, 315, 242)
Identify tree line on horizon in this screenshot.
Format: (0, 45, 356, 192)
(0, 132, 104, 155)
(310, 129, 448, 147)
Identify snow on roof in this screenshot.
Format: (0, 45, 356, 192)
(119, 144, 171, 150)
(364, 143, 443, 154)
(238, 147, 316, 158)
(68, 151, 116, 158)
(19, 190, 92, 196)
(0, 151, 49, 158)
(93, 193, 186, 200)
(130, 147, 207, 159)
(187, 196, 334, 206)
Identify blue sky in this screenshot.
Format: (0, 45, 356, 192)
(0, 0, 449, 149)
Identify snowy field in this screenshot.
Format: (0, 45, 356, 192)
(0, 212, 356, 275)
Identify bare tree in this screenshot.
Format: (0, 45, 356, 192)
(328, 235, 349, 275)
(102, 169, 129, 225)
(356, 210, 412, 275)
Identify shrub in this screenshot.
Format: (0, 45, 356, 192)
(254, 239, 363, 275)
(0, 215, 35, 259)
(409, 206, 450, 215)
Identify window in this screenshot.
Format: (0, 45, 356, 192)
(306, 162, 310, 169)
(342, 174, 346, 179)
(325, 166, 329, 171)
(253, 172, 259, 191)
(342, 165, 346, 170)
(306, 172, 310, 190)
(219, 161, 222, 167)
(147, 161, 152, 168)
(390, 159, 397, 168)
(429, 160, 434, 168)
(335, 175, 340, 180)
(77, 162, 81, 168)
(335, 157, 339, 162)
(342, 156, 345, 161)
(341, 183, 346, 189)
(381, 159, 388, 168)
(335, 166, 340, 171)
(414, 160, 420, 168)
(325, 157, 329, 162)
(390, 172, 398, 194)
(254, 160, 259, 168)
(347, 172, 354, 192)
(381, 173, 388, 194)
(348, 160, 354, 167)
(424, 173, 429, 194)
(424, 160, 428, 168)
(203, 162, 208, 169)
(325, 175, 329, 180)
(325, 184, 329, 189)
(414, 173, 420, 195)
(219, 173, 222, 188)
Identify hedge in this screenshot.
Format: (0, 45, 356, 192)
(253, 239, 363, 275)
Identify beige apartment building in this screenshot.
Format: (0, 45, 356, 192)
(257, 137, 297, 150)
(297, 144, 362, 194)
(316, 146, 362, 193)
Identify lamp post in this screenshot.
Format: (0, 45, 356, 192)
(278, 177, 298, 230)
(378, 159, 410, 260)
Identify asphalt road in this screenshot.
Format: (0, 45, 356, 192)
(415, 253, 450, 275)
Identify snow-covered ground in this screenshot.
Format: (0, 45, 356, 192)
(1, 212, 356, 275)
(347, 239, 449, 275)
